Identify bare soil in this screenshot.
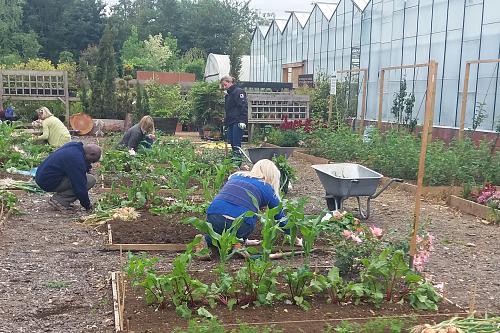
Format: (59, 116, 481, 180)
(0, 135, 498, 333)
(109, 211, 202, 244)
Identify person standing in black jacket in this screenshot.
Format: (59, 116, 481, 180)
(220, 75, 248, 164)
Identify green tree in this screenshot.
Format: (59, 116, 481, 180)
(22, 0, 105, 62)
(0, 0, 41, 62)
(90, 25, 118, 119)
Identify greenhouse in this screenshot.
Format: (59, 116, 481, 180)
(250, 0, 500, 132)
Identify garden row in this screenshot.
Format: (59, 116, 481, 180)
(260, 123, 500, 224)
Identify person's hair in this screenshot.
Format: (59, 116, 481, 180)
(220, 75, 235, 85)
(83, 144, 102, 163)
(232, 159, 281, 197)
(138, 115, 155, 133)
(36, 107, 53, 120)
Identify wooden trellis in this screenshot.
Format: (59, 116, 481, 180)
(377, 60, 439, 266)
(0, 70, 76, 125)
(458, 58, 500, 140)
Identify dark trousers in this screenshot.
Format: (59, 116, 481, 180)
(52, 174, 96, 207)
(205, 214, 255, 246)
(227, 123, 243, 158)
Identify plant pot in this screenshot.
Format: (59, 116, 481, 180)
(153, 117, 178, 135)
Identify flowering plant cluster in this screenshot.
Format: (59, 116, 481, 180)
(279, 115, 313, 133)
(470, 183, 500, 209)
(413, 232, 434, 273)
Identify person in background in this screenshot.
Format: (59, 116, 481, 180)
(220, 75, 248, 165)
(35, 106, 71, 147)
(195, 159, 302, 258)
(118, 115, 156, 154)
(35, 142, 101, 212)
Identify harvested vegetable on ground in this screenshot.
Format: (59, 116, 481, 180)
(80, 207, 140, 226)
(410, 315, 500, 333)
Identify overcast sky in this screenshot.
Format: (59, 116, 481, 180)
(249, 0, 313, 18)
(105, 0, 314, 19)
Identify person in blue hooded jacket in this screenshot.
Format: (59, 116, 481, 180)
(35, 142, 101, 211)
(195, 159, 302, 257)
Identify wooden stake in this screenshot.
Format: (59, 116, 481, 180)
(426, 61, 438, 141)
(111, 272, 123, 332)
(409, 60, 438, 261)
(377, 69, 385, 129)
(459, 62, 471, 141)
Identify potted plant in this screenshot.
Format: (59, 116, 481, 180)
(145, 83, 189, 135)
(188, 82, 224, 137)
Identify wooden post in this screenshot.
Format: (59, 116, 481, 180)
(409, 60, 438, 264)
(377, 69, 385, 129)
(459, 62, 471, 140)
(0, 72, 3, 111)
(359, 70, 368, 135)
(328, 94, 333, 124)
(63, 71, 70, 127)
(425, 61, 438, 142)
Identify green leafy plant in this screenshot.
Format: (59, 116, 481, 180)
(126, 238, 209, 318)
(272, 155, 297, 194)
(0, 190, 18, 224)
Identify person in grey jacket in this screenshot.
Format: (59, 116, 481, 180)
(119, 116, 156, 152)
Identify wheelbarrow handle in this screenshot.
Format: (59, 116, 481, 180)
(370, 178, 402, 200)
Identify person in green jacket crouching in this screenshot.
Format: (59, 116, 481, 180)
(34, 107, 71, 147)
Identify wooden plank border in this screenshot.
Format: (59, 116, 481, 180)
(110, 271, 466, 332)
(111, 272, 124, 332)
(448, 195, 499, 222)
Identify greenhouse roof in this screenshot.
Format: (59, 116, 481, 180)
(275, 19, 287, 32)
(352, 0, 369, 11)
(257, 25, 270, 36)
(316, 2, 339, 21)
(294, 12, 310, 27)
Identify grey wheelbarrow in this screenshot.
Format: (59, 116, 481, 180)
(312, 163, 402, 219)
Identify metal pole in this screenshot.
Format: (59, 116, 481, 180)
(377, 69, 385, 129)
(359, 69, 368, 135)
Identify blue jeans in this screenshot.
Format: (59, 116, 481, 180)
(205, 214, 255, 246)
(227, 123, 243, 158)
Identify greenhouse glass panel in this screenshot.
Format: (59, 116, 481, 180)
(404, 6, 418, 38)
(415, 35, 430, 63)
(483, 0, 500, 24)
(432, 0, 448, 33)
(447, 0, 465, 31)
(392, 10, 404, 40)
(418, 2, 433, 35)
(480, 23, 500, 59)
(463, 4, 482, 41)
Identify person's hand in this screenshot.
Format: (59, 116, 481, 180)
(128, 149, 137, 156)
(238, 122, 246, 130)
(147, 133, 156, 140)
(294, 237, 303, 247)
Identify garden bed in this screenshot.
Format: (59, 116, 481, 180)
(111, 271, 466, 333)
(105, 211, 202, 251)
(448, 195, 499, 222)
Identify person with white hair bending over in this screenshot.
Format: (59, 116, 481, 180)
(195, 159, 302, 257)
(35, 106, 71, 147)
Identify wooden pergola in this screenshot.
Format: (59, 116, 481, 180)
(0, 69, 78, 125)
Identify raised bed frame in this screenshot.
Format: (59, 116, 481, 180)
(110, 271, 467, 333)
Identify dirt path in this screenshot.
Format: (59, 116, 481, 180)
(287, 156, 500, 314)
(0, 137, 498, 333)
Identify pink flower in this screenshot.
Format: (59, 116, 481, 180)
(369, 226, 383, 238)
(332, 210, 343, 219)
(342, 230, 352, 238)
(350, 234, 362, 243)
